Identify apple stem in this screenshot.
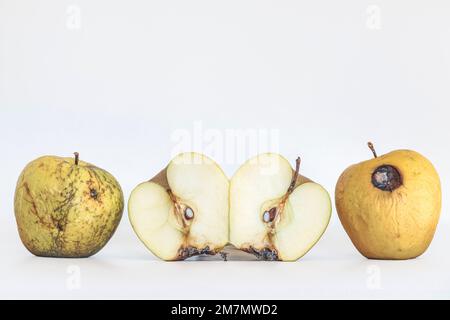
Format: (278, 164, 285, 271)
(74, 152, 79, 165)
(367, 142, 378, 158)
(287, 157, 301, 194)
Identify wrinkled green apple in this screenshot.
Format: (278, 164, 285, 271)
(14, 153, 124, 258)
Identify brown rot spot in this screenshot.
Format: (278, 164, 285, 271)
(177, 246, 213, 260)
(184, 207, 194, 220)
(90, 188, 99, 200)
(371, 165, 402, 192)
(245, 246, 279, 261)
(263, 207, 277, 223)
(56, 220, 65, 232)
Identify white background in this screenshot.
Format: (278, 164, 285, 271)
(1, 0, 449, 299)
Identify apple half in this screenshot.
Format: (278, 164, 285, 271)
(230, 153, 331, 261)
(128, 153, 229, 261)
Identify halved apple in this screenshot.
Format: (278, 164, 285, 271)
(229, 153, 331, 261)
(128, 153, 229, 261)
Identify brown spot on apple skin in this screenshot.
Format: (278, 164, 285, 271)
(371, 165, 402, 192)
(90, 188, 99, 200)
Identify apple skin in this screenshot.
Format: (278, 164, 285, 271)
(335, 149, 441, 260)
(14, 155, 124, 258)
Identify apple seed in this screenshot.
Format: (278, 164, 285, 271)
(184, 207, 194, 220)
(263, 207, 277, 223)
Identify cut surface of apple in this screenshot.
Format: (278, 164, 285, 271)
(230, 153, 331, 261)
(128, 153, 229, 261)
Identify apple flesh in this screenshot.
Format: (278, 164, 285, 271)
(230, 153, 332, 261)
(128, 153, 229, 261)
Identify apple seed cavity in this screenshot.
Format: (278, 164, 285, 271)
(167, 190, 194, 225)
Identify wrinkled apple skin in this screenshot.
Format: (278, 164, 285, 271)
(335, 150, 441, 260)
(14, 156, 124, 258)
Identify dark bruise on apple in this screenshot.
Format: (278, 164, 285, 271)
(371, 165, 403, 192)
(368, 142, 403, 192)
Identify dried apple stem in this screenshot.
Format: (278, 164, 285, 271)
(74, 152, 79, 165)
(367, 142, 378, 158)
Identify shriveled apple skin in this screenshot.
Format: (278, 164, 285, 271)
(336, 150, 441, 260)
(14, 156, 124, 258)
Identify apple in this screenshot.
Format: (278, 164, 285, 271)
(335, 142, 442, 259)
(229, 153, 332, 261)
(128, 153, 229, 261)
(14, 153, 124, 258)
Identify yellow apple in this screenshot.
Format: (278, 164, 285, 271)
(335, 143, 441, 260)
